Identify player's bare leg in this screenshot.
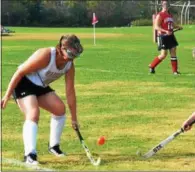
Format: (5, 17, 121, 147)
(17, 96, 39, 165)
(38, 92, 66, 157)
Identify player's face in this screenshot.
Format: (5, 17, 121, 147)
(162, 1, 169, 10)
(60, 40, 80, 60)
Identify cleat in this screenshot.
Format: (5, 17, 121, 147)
(49, 144, 65, 157)
(149, 67, 155, 74)
(24, 153, 38, 165)
(173, 71, 181, 75)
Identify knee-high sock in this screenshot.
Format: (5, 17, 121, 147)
(171, 57, 178, 72)
(49, 114, 66, 147)
(149, 56, 162, 68)
(23, 120, 38, 156)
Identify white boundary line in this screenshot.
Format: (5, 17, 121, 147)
(2, 62, 195, 76)
(76, 67, 195, 76)
(2, 158, 55, 171)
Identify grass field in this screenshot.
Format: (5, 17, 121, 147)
(1, 26, 195, 171)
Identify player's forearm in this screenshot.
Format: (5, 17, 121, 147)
(155, 25, 167, 33)
(183, 112, 195, 131)
(187, 112, 195, 124)
(67, 90, 77, 122)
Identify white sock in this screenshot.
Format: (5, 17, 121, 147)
(49, 114, 66, 147)
(23, 120, 38, 156)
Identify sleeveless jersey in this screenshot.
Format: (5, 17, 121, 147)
(22, 47, 72, 87)
(158, 11, 174, 35)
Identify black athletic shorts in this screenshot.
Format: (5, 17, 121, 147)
(13, 76, 54, 99)
(157, 34, 178, 51)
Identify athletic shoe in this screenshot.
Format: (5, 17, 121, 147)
(24, 153, 38, 165)
(173, 71, 181, 75)
(149, 67, 155, 74)
(49, 144, 65, 157)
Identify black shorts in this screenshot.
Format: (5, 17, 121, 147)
(13, 76, 54, 99)
(157, 34, 178, 51)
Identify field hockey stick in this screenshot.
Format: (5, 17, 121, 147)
(173, 28, 183, 33)
(156, 28, 182, 42)
(162, 28, 182, 37)
(74, 127, 101, 166)
(142, 120, 195, 159)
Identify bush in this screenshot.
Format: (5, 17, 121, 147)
(189, 20, 195, 25)
(131, 19, 152, 26)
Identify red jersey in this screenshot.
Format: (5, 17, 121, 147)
(157, 11, 174, 35)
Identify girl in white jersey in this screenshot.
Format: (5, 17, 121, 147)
(1, 34, 83, 165)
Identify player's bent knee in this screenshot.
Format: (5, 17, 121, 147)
(159, 52, 167, 60)
(25, 108, 40, 123)
(53, 103, 66, 115)
(26, 114, 40, 123)
(159, 55, 166, 60)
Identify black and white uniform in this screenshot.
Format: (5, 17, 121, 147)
(13, 47, 72, 99)
(157, 34, 178, 51)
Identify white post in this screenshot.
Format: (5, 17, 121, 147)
(181, 2, 186, 25)
(187, 3, 190, 25)
(184, 1, 190, 25)
(187, 1, 191, 25)
(92, 12, 98, 46)
(93, 23, 96, 46)
(155, 0, 158, 14)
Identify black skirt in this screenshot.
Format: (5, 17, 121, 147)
(157, 34, 178, 51)
(13, 76, 54, 99)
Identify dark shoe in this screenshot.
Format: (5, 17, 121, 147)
(24, 153, 38, 165)
(173, 71, 181, 75)
(49, 144, 65, 157)
(149, 67, 155, 74)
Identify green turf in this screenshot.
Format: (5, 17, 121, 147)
(2, 26, 195, 171)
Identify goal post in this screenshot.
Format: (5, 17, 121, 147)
(152, 14, 158, 43)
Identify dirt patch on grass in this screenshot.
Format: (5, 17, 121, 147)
(76, 81, 164, 90)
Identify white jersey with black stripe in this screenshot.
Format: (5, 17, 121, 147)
(24, 47, 72, 87)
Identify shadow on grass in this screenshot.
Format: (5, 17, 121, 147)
(147, 152, 195, 160)
(39, 152, 195, 167)
(2, 34, 15, 37)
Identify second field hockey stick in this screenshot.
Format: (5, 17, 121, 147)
(155, 27, 182, 43)
(173, 28, 183, 33)
(162, 28, 182, 37)
(75, 127, 101, 166)
(142, 119, 195, 159)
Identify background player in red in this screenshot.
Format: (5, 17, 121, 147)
(149, 0, 183, 75)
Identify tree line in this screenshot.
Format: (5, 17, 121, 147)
(2, 0, 195, 27)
